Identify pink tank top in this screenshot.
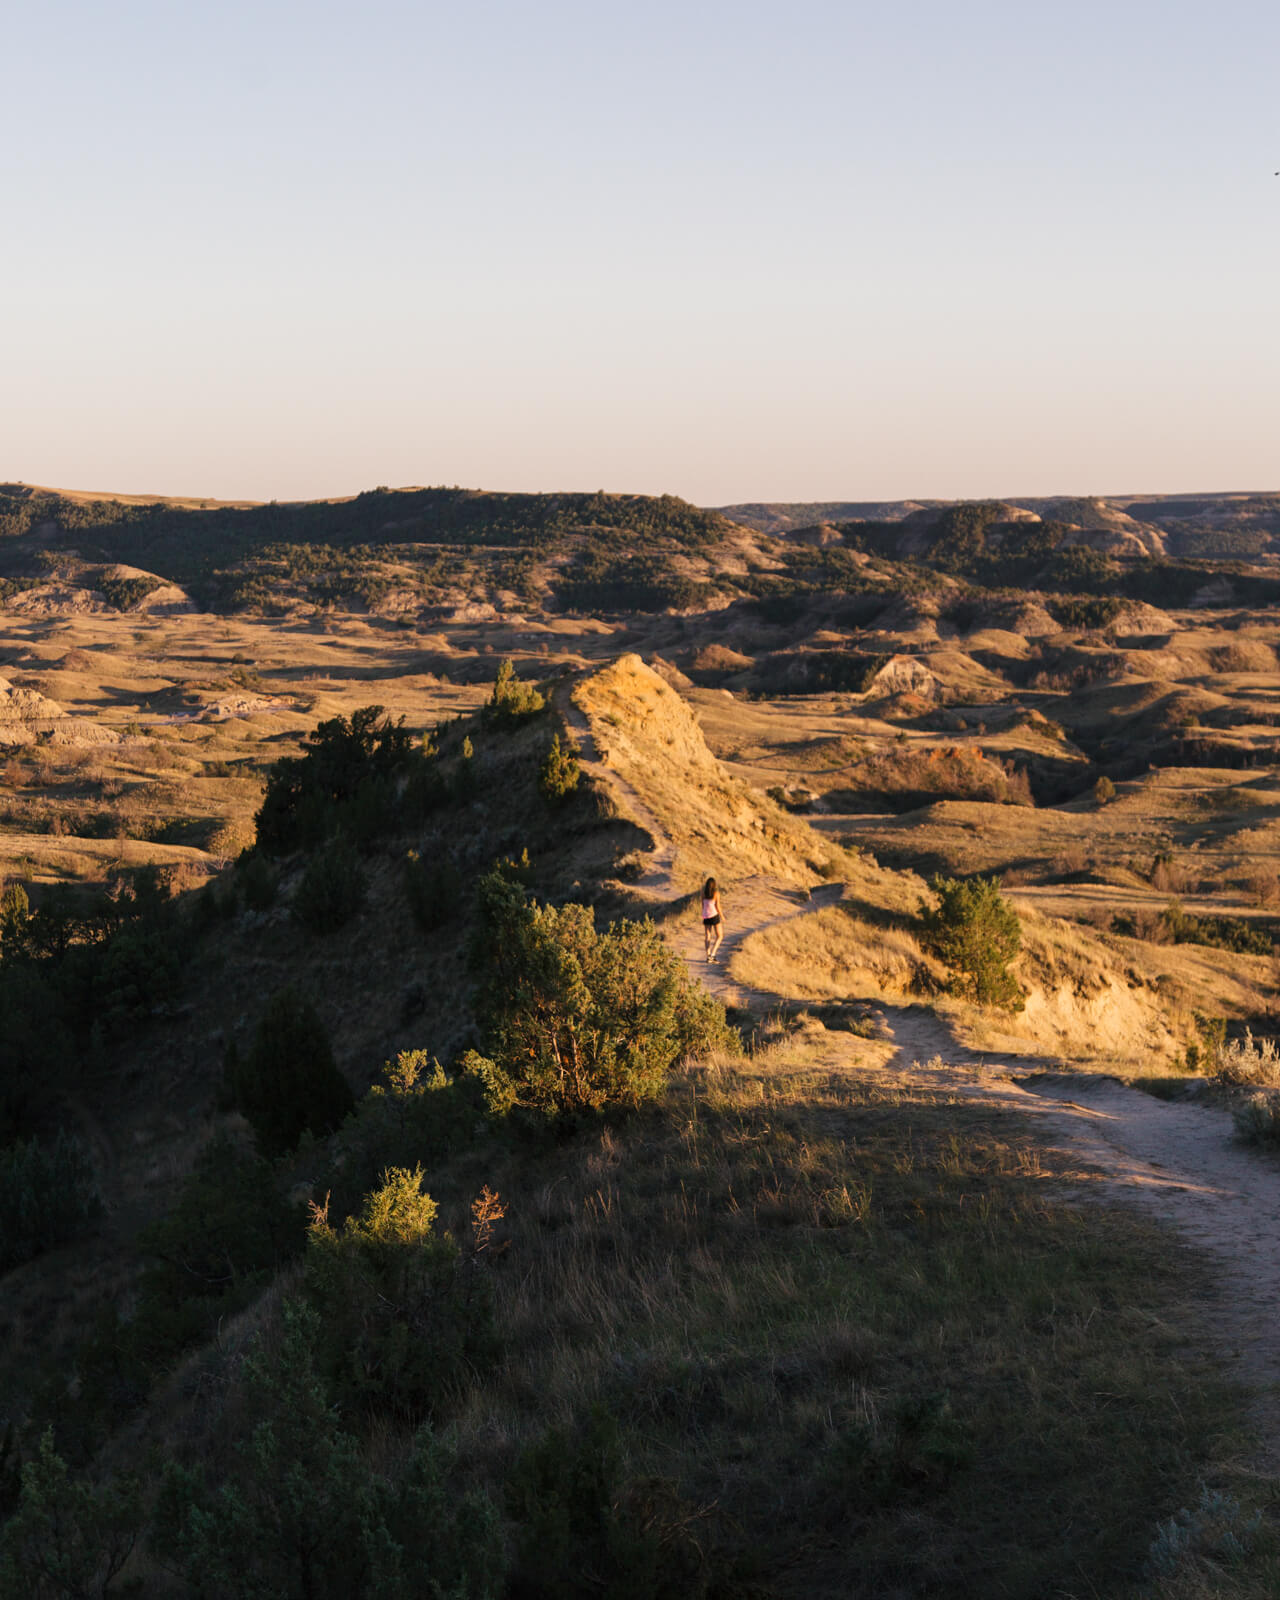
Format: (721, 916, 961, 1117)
(702, 897, 716, 919)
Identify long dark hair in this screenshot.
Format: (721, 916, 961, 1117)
(703, 877, 717, 900)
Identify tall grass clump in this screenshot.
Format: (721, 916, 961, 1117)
(1212, 1028, 1280, 1086)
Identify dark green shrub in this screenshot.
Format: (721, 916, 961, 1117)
(1094, 775, 1116, 804)
(466, 869, 734, 1123)
(538, 733, 580, 802)
(137, 1134, 306, 1356)
(453, 734, 476, 799)
(229, 990, 354, 1157)
(404, 850, 464, 932)
(292, 839, 366, 934)
(341, 773, 398, 847)
(0, 1430, 141, 1599)
(484, 658, 545, 726)
(256, 706, 412, 854)
(403, 755, 449, 822)
(238, 850, 279, 910)
(0, 1132, 102, 1272)
(303, 1165, 494, 1422)
(92, 923, 182, 1033)
(921, 876, 1023, 1009)
(155, 1300, 504, 1599)
(329, 1052, 487, 1220)
(0, 966, 69, 1140)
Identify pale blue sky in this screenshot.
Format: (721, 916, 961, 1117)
(3, 0, 1277, 504)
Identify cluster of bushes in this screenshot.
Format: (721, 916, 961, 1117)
(1112, 901, 1275, 956)
(1045, 593, 1125, 630)
(6, 1287, 713, 1600)
(0, 867, 197, 1141)
(557, 550, 718, 613)
(94, 572, 162, 611)
(2, 832, 738, 1582)
(751, 648, 887, 696)
(827, 747, 1033, 813)
(0, 483, 734, 617)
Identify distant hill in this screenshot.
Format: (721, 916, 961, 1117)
(5, 480, 1280, 626)
(719, 492, 1280, 560)
(0, 483, 754, 618)
(716, 500, 944, 533)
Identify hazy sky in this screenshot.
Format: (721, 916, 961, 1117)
(4, 0, 1277, 504)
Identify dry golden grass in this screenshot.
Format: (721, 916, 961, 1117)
(102, 1018, 1274, 1596)
(0, 605, 499, 890)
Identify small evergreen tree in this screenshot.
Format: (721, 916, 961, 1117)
(538, 733, 580, 802)
(485, 658, 544, 726)
(1093, 775, 1116, 804)
(921, 875, 1024, 1009)
(229, 990, 354, 1156)
(0, 1430, 141, 1599)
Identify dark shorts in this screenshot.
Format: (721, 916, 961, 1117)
(703, 915, 721, 928)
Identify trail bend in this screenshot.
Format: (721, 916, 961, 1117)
(566, 700, 1280, 1461)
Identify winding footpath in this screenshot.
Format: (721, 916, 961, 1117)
(565, 698, 1280, 1463)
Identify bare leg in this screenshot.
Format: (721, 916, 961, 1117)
(709, 924, 724, 963)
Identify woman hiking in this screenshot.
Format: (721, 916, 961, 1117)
(701, 877, 724, 963)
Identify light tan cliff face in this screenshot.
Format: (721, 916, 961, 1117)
(572, 653, 838, 893)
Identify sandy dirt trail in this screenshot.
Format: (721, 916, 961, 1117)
(566, 709, 1280, 1460)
